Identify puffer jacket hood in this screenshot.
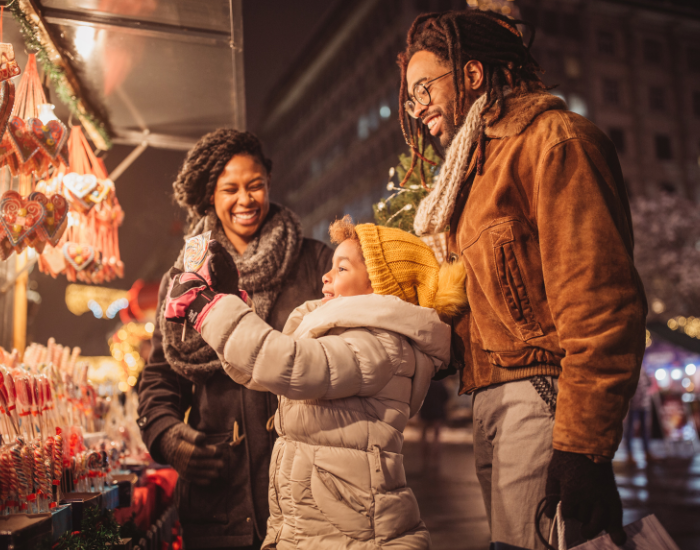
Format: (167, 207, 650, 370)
(286, 294, 449, 417)
(200, 293, 451, 549)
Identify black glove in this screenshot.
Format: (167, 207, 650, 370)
(545, 449, 626, 545)
(206, 241, 240, 295)
(158, 423, 224, 485)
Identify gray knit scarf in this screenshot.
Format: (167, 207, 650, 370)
(159, 203, 303, 384)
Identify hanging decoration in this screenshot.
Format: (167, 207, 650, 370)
(37, 126, 124, 283)
(0, 50, 124, 284)
(9, 1, 112, 150)
(0, 54, 69, 177)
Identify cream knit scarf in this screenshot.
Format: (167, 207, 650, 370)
(414, 93, 488, 237)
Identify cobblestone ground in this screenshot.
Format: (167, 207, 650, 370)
(403, 431, 700, 550)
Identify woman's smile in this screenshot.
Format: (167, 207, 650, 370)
(232, 208, 261, 226)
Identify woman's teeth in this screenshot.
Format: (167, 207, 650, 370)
(323, 293, 333, 299)
(233, 210, 258, 221)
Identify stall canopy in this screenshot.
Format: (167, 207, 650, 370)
(2, 0, 245, 150)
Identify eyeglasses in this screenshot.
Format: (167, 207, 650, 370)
(404, 71, 452, 119)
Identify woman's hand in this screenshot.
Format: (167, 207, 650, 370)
(158, 423, 224, 485)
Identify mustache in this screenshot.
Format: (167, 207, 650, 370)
(420, 108, 444, 124)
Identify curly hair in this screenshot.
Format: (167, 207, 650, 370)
(329, 214, 359, 245)
(398, 9, 546, 183)
(173, 129, 273, 227)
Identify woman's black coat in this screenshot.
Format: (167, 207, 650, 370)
(137, 238, 332, 549)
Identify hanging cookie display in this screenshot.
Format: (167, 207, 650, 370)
(0, 190, 47, 254)
(37, 126, 123, 283)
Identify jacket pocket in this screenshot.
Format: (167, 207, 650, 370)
(491, 224, 543, 341)
(310, 464, 373, 540)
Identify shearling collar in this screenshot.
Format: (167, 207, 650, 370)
(483, 92, 567, 139)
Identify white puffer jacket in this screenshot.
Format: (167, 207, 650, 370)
(200, 293, 451, 549)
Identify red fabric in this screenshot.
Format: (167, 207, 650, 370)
(114, 483, 156, 531)
(146, 468, 179, 502)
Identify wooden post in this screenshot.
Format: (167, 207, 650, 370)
(12, 252, 27, 355)
(12, 175, 32, 356)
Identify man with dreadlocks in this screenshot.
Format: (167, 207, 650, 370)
(399, 9, 646, 550)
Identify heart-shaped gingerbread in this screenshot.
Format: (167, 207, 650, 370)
(0, 80, 15, 140)
(29, 191, 68, 247)
(7, 116, 39, 164)
(0, 190, 47, 247)
(62, 242, 95, 271)
(0, 233, 13, 260)
(0, 131, 16, 164)
(63, 172, 97, 199)
(0, 44, 22, 83)
(27, 119, 69, 161)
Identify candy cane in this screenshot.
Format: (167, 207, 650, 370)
(32, 440, 49, 512)
(1, 450, 18, 513)
(20, 443, 36, 512)
(15, 375, 35, 440)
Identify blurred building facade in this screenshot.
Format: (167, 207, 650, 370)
(259, 0, 700, 240)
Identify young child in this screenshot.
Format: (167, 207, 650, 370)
(164, 216, 467, 549)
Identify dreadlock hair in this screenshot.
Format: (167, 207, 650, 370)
(398, 9, 546, 183)
(173, 128, 273, 228)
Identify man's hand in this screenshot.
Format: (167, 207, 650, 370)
(545, 449, 626, 545)
(158, 423, 224, 485)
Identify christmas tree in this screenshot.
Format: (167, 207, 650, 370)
(373, 143, 442, 235)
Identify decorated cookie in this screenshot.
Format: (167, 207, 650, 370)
(0, 44, 21, 82)
(27, 118, 69, 161)
(0, 80, 14, 142)
(62, 242, 95, 272)
(7, 116, 40, 164)
(0, 190, 47, 247)
(29, 191, 68, 247)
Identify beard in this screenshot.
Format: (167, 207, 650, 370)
(438, 103, 458, 148)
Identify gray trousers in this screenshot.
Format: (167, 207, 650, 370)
(473, 377, 557, 550)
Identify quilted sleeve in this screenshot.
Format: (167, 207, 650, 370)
(200, 295, 399, 400)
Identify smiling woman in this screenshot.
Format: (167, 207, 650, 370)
(137, 129, 333, 550)
(211, 154, 271, 254)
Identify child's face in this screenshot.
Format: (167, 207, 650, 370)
(322, 239, 374, 303)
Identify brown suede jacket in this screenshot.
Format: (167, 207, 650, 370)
(447, 92, 648, 458)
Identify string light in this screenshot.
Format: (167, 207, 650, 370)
(108, 322, 153, 391)
(667, 316, 700, 339)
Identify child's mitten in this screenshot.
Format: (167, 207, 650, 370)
(165, 240, 247, 331)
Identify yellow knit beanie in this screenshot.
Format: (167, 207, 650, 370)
(355, 224, 440, 309)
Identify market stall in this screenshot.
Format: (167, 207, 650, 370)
(0, 1, 245, 547)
